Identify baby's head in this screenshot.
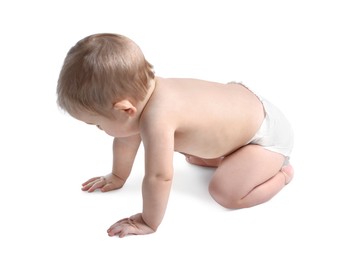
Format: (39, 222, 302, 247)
(57, 33, 154, 116)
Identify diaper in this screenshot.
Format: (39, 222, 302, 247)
(248, 97, 294, 159)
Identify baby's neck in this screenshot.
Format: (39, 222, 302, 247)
(136, 77, 157, 121)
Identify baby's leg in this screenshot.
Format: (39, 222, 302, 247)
(208, 144, 294, 209)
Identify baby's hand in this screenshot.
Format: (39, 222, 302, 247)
(81, 173, 125, 192)
(107, 213, 155, 238)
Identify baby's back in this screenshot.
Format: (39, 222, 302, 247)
(149, 77, 265, 159)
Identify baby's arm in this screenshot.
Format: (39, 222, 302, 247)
(82, 134, 141, 192)
(141, 130, 174, 231)
(107, 127, 175, 237)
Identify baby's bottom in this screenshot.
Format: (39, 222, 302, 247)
(185, 145, 294, 209)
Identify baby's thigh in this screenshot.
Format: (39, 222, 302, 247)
(209, 145, 285, 196)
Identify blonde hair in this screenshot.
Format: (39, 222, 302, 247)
(57, 33, 154, 115)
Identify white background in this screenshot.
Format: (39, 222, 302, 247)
(1, 0, 337, 259)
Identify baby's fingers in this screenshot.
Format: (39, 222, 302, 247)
(107, 220, 135, 238)
(81, 177, 106, 192)
(82, 177, 101, 186)
(87, 177, 106, 192)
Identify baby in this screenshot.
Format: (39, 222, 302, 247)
(57, 33, 294, 238)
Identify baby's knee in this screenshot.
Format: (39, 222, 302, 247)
(208, 180, 245, 209)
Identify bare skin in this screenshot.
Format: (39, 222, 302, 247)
(74, 77, 294, 237)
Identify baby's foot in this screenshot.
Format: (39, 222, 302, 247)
(281, 164, 294, 185)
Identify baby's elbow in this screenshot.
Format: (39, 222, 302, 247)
(154, 173, 173, 182)
(146, 171, 173, 183)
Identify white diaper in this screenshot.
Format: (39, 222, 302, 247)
(248, 97, 294, 159)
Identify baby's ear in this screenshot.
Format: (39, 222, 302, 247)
(113, 100, 137, 116)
